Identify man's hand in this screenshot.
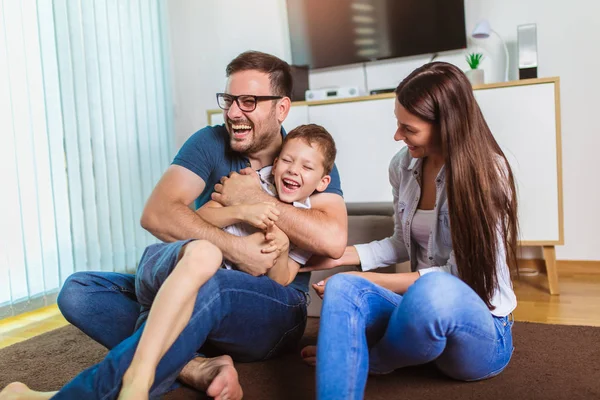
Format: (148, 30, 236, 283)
(234, 232, 281, 276)
(240, 202, 280, 230)
(212, 168, 264, 206)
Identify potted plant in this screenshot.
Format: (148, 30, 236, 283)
(465, 52, 485, 85)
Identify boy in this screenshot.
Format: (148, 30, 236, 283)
(118, 124, 337, 399)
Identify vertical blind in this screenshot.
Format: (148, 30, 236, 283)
(0, 0, 173, 318)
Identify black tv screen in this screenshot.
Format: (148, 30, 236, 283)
(287, 0, 467, 69)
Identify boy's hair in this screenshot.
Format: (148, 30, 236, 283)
(226, 51, 293, 98)
(283, 124, 337, 175)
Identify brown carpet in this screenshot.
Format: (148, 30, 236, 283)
(1, 318, 599, 399)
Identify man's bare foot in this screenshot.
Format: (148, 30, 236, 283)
(179, 355, 243, 400)
(301, 345, 317, 367)
(0, 382, 56, 400)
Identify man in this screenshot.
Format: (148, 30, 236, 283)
(31, 51, 347, 399)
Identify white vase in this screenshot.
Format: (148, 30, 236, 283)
(466, 69, 485, 86)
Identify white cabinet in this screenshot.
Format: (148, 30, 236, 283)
(282, 105, 309, 133)
(209, 112, 225, 126)
(308, 98, 403, 203)
(475, 83, 560, 243)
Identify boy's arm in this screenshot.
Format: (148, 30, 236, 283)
(267, 250, 300, 287)
(264, 225, 302, 286)
(213, 171, 347, 258)
(196, 200, 244, 228)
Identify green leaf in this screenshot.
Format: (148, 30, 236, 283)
(466, 52, 484, 69)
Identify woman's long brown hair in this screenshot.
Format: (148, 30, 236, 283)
(395, 62, 518, 309)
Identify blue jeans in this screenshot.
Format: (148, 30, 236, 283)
(316, 272, 514, 400)
(56, 268, 308, 399)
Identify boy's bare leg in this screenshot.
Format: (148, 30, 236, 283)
(119, 240, 223, 400)
(0, 382, 56, 400)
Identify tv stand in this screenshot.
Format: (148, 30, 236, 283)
(369, 88, 395, 95)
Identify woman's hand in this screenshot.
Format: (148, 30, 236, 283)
(312, 271, 363, 299)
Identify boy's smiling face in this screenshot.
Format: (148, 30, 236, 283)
(272, 138, 331, 204)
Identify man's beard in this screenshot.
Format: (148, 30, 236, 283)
(229, 108, 279, 155)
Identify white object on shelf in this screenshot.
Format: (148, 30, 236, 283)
(472, 19, 510, 82)
(305, 86, 360, 101)
(466, 69, 485, 85)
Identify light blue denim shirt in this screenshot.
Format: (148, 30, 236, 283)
(354, 147, 517, 316)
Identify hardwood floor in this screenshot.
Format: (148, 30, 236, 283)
(513, 266, 600, 326)
(0, 304, 69, 349)
(1, 264, 599, 350)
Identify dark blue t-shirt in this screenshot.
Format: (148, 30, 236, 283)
(172, 124, 344, 293)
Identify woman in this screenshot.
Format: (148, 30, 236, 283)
(303, 62, 518, 399)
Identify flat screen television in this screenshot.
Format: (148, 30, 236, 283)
(286, 0, 467, 69)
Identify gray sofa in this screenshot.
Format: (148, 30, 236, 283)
(307, 210, 409, 317)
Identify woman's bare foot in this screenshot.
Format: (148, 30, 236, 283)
(179, 355, 243, 400)
(0, 382, 56, 400)
(301, 345, 317, 366)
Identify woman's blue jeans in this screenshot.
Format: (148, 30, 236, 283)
(316, 272, 514, 400)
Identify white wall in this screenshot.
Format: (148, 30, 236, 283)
(166, 0, 291, 148)
(166, 0, 600, 261)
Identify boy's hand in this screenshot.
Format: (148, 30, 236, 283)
(241, 202, 280, 230)
(262, 224, 289, 255)
(234, 232, 280, 276)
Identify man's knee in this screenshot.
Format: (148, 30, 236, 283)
(192, 269, 259, 315)
(197, 268, 230, 296)
(57, 272, 94, 322)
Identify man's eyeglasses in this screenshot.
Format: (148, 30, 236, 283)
(216, 93, 283, 112)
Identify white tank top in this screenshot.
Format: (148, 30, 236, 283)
(411, 209, 436, 271)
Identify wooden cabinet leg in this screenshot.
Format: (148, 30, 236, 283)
(542, 246, 560, 295)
